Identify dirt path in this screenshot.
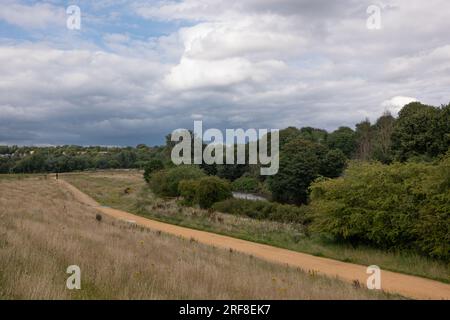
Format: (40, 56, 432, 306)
(58, 179, 450, 300)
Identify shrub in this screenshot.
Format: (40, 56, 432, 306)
(212, 198, 311, 224)
(149, 165, 206, 197)
(310, 154, 450, 260)
(143, 159, 164, 183)
(179, 176, 232, 208)
(231, 176, 261, 193)
(178, 179, 199, 205)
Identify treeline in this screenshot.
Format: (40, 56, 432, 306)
(142, 102, 449, 260)
(3, 101, 447, 178)
(2, 101, 448, 260)
(145, 102, 449, 204)
(0, 144, 166, 174)
(170, 102, 449, 205)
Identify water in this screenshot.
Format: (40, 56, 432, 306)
(232, 192, 268, 201)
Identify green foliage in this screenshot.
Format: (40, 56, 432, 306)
(310, 156, 450, 260)
(0, 144, 168, 173)
(326, 127, 357, 158)
(178, 179, 199, 204)
(179, 176, 232, 208)
(267, 138, 346, 205)
(278, 127, 302, 147)
(299, 127, 328, 144)
(149, 165, 206, 197)
(216, 163, 249, 181)
(372, 113, 396, 164)
(231, 176, 261, 193)
(319, 149, 347, 178)
(212, 198, 311, 224)
(355, 119, 374, 160)
(143, 159, 164, 183)
(12, 153, 46, 173)
(391, 102, 450, 161)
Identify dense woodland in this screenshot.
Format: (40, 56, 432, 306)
(145, 101, 450, 260)
(2, 101, 449, 260)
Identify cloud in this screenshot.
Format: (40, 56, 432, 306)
(164, 57, 286, 90)
(381, 96, 419, 115)
(1, 0, 449, 145)
(0, 1, 65, 29)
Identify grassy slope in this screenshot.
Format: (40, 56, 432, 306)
(0, 176, 396, 299)
(62, 171, 449, 283)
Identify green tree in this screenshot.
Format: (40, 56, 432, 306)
(355, 119, 374, 160)
(326, 127, 357, 158)
(268, 139, 346, 205)
(372, 112, 396, 163)
(143, 159, 164, 183)
(179, 176, 232, 209)
(148, 165, 206, 197)
(391, 102, 450, 161)
(299, 127, 328, 144)
(231, 175, 261, 193)
(319, 149, 347, 178)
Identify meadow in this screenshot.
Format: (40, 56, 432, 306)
(62, 170, 449, 283)
(0, 175, 396, 299)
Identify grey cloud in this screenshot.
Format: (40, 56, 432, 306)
(1, 0, 449, 146)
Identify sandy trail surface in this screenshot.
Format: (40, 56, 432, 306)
(58, 179, 450, 300)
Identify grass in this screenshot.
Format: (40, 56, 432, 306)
(62, 170, 450, 284)
(0, 176, 397, 299)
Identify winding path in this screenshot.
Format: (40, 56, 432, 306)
(58, 179, 450, 300)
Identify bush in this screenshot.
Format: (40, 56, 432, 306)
(178, 179, 199, 205)
(310, 155, 450, 260)
(231, 176, 261, 193)
(212, 198, 311, 224)
(149, 165, 206, 197)
(179, 176, 232, 208)
(143, 159, 164, 183)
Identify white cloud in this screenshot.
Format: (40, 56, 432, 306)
(1, 0, 450, 145)
(0, 1, 65, 29)
(164, 57, 285, 90)
(381, 96, 419, 115)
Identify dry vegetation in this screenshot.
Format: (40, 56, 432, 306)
(63, 171, 450, 283)
(0, 176, 396, 299)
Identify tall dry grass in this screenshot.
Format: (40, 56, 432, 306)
(63, 171, 449, 283)
(0, 177, 397, 299)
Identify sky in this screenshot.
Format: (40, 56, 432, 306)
(0, 0, 449, 146)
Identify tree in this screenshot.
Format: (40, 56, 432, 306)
(391, 102, 450, 161)
(319, 149, 347, 178)
(143, 159, 164, 183)
(278, 127, 302, 147)
(326, 127, 357, 158)
(115, 150, 137, 168)
(299, 127, 328, 144)
(12, 153, 45, 173)
(372, 112, 396, 163)
(148, 165, 206, 197)
(231, 175, 262, 193)
(355, 119, 374, 160)
(179, 176, 232, 209)
(267, 138, 346, 205)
